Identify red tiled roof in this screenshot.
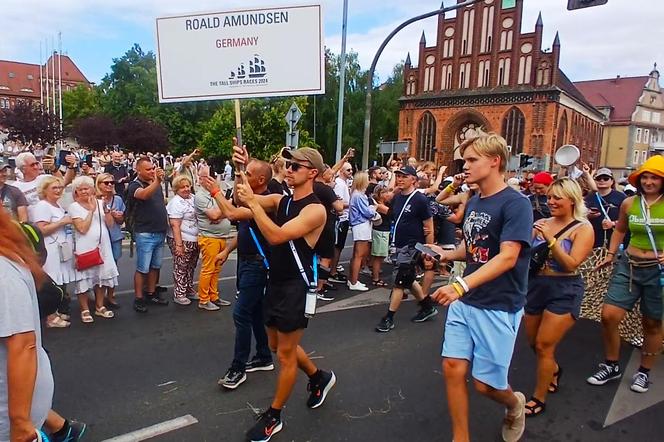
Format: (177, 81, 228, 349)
(0, 60, 41, 99)
(557, 69, 604, 117)
(574, 76, 648, 124)
(0, 55, 90, 100)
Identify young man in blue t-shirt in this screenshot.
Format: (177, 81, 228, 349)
(429, 133, 532, 442)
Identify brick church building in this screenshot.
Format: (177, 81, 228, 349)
(398, 0, 605, 172)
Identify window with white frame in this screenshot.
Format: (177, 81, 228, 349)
(633, 150, 640, 164)
(643, 110, 651, 122)
(653, 113, 661, 124)
(642, 150, 648, 164)
(644, 129, 650, 144)
(636, 128, 642, 143)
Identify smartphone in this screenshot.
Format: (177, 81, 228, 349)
(84, 154, 93, 167)
(415, 243, 441, 260)
(8, 158, 16, 168)
(58, 150, 72, 167)
(158, 156, 164, 169)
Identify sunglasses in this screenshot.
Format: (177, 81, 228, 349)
(285, 160, 314, 171)
(102, 181, 115, 185)
(595, 176, 612, 181)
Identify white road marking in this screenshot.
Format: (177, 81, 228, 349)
(101, 414, 198, 442)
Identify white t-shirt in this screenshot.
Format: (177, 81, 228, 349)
(333, 176, 350, 222)
(224, 164, 233, 182)
(0, 257, 54, 441)
(11, 175, 49, 220)
(166, 195, 199, 242)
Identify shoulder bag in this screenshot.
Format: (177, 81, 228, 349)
(73, 201, 105, 271)
(530, 220, 580, 275)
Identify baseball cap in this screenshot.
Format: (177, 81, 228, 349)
(623, 184, 637, 194)
(394, 165, 417, 177)
(594, 167, 613, 179)
(0, 162, 11, 171)
(281, 147, 324, 174)
(532, 172, 554, 186)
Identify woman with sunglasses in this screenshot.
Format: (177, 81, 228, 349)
(96, 173, 125, 309)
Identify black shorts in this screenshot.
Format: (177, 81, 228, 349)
(335, 220, 349, 249)
(526, 275, 584, 319)
(264, 278, 309, 333)
(316, 221, 336, 259)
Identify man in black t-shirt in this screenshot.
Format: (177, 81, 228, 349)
(375, 165, 437, 333)
(126, 157, 170, 313)
(314, 166, 344, 300)
(203, 146, 336, 442)
(208, 159, 277, 390)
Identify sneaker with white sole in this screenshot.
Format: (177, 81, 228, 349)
(198, 301, 221, 311)
(46, 315, 70, 328)
(173, 297, 192, 306)
(212, 298, 232, 307)
(336, 265, 345, 273)
(328, 274, 348, 284)
(347, 281, 369, 291)
(587, 363, 621, 386)
(317, 291, 335, 301)
(502, 391, 526, 442)
(630, 372, 649, 393)
(360, 268, 372, 276)
(306, 370, 337, 408)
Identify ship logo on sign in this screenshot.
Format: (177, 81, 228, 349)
(229, 54, 267, 80)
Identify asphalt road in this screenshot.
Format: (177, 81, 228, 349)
(43, 244, 663, 441)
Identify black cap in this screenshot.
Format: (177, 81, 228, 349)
(395, 165, 417, 177)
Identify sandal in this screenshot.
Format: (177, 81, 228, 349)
(81, 310, 94, 323)
(549, 365, 563, 393)
(525, 396, 546, 418)
(94, 306, 115, 319)
(372, 280, 388, 287)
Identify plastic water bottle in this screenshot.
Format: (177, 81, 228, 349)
(304, 285, 317, 318)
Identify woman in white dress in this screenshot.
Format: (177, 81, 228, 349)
(32, 176, 76, 328)
(69, 176, 119, 323)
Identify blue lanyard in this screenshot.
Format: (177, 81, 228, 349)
(286, 197, 318, 287)
(248, 226, 270, 270)
(595, 193, 610, 220)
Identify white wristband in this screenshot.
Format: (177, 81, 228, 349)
(455, 276, 470, 294)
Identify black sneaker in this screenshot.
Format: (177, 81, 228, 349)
(218, 368, 247, 390)
(375, 316, 395, 332)
(307, 370, 336, 409)
(246, 358, 275, 373)
(328, 273, 347, 284)
(587, 363, 622, 386)
(246, 410, 283, 442)
(323, 282, 338, 291)
(316, 291, 335, 301)
(146, 292, 169, 306)
(133, 298, 148, 313)
(630, 372, 650, 393)
(51, 420, 87, 442)
(411, 307, 438, 323)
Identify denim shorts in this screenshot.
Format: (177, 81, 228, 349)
(526, 275, 584, 319)
(111, 240, 122, 262)
(442, 301, 523, 390)
(134, 232, 166, 274)
(605, 253, 663, 320)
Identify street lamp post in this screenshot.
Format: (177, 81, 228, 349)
(361, 0, 483, 169)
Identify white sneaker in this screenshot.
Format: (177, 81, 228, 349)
(336, 265, 345, 272)
(502, 391, 526, 442)
(198, 301, 221, 311)
(360, 268, 372, 276)
(347, 281, 369, 291)
(173, 297, 192, 306)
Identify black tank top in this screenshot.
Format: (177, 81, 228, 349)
(269, 193, 322, 283)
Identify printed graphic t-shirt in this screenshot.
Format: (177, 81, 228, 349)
(461, 187, 533, 313)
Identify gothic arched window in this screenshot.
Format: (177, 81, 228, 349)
(502, 107, 526, 155)
(417, 112, 436, 162)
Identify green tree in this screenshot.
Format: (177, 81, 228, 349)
(61, 85, 102, 131)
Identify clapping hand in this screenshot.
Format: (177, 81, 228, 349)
(533, 220, 554, 243)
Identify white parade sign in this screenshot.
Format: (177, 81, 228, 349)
(155, 4, 325, 103)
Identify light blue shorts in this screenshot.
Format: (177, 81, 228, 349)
(441, 301, 523, 390)
(134, 232, 166, 274)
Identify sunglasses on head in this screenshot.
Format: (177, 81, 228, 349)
(285, 160, 314, 172)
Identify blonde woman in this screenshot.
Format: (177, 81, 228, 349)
(32, 176, 76, 328)
(96, 173, 125, 308)
(69, 176, 119, 323)
(166, 175, 199, 305)
(347, 171, 376, 291)
(524, 178, 594, 416)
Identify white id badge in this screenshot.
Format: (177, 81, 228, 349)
(59, 242, 73, 262)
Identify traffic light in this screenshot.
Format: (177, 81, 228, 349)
(567, 0, 608, 11)
(519, 154, 534, 169)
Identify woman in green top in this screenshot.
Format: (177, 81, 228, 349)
(588, 155, 664, 394)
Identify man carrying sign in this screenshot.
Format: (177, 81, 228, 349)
(201, 144, 336, 442)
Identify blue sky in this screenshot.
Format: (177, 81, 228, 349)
(2, 0, 663, 85)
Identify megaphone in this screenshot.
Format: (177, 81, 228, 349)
(554, 145, 580, 167)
